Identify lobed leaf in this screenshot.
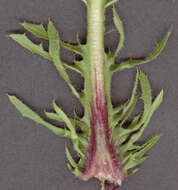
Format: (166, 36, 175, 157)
(65, 145, 78, 168)
(65, 145, 80, 175)
(134, 135, 160, 160)
(52, 101, 77, 138)
(21, 21, 84, 56)
(9, 34, 51, 60)
(112, 70, 139, 128)
(47, 21, 82, 102)
(113, 114, 141, 147)
(124, 156, 147, 170)
(123, 135, 160, 172)
(121, 90, 163, 153)
(8, 95, 70, 137)
(119, 95, 138, 128)
(110, 28, 172, 72)
(60, 41, 84, 56)
(45, 111, 63, 122)
(53, 101, 83, 156)
(64, 59, 84, 76)
(112, 6, 125, 58)
(112, 101, 128, 115)
(21, 22, 48, 40)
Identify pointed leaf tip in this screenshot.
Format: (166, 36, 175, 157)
(112, 6, 125, 57)
(8, 95, 71, 137)
(20, 22, 48, 40)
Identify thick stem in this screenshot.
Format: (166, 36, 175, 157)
(79, 0, 125, 186)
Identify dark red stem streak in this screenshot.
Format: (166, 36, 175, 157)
(79, 67, 125, 185)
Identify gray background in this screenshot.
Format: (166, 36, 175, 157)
(0, 0, 178, 190)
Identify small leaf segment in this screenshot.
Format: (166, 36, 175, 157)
(8, 0, 171, 189)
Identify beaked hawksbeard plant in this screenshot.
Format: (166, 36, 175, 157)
(8, 0, 171, 189)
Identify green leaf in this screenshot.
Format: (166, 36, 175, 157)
(65, 145, 80, 175)
(124, 156, 147, 170)
(112, 101, 128, 115)
(121, 90, 163, 152)
(81, 0, 88, 6)
(112, 6, 125, 57)
(21, 21, 84, 56)
(127, 168, 140, 176)
(60, 41, 84, 56)
(127, 114, 141, 129)
(65, 145, 78, 168)
(119, 114, 141, 143)
(134, 90, 163, 142)
(120, 95, 138, 127)
(64, 59, 84, 76)
(9, 34, 51, 60)
(47, 21, 82, 102)
(48, 20, 60, 62)
(8, 95, 70, 137)
(105, 0, 118, 8)
(53, 101, 83, 156)
(52, 101, 77, 138)
(139, 70, 152, 115)
(21, 22, 48, 40)
(123, 135, 160, 171)
(134, 135, 160, 160)
(45, 111, 63, 122)
(110, 28, 172, 72)
(111, 70, 139, 128)
(122, 70, 139, 117)
(113, 114, 141, 146)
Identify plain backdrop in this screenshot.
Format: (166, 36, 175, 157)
(0, 0, 178, 190)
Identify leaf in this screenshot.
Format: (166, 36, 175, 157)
(65, 145, 80, 175)
(64, 59, 84, 76)
(110, 28, 172, 72)
(105, 0, 119, 8)
(113, 114, 141, 147)
(48, 20, 60, 62)
(21, 22, 48, 40)
(52, 101, 77, 138)
(53, 101, 83, 156)
(133, 90, 163, 143)
(112, 6, 125, 57)
(81, 0, 88, 6)
(127, 168, 140, 176)
(139, 70, 152, 115)
(65, 145, 78, 168)
(117, 114, 141, 145)
(122, 70, 139, 115)
(60, 41, 84, 56)
(127, 114, 141, 129)
(120, 95, 138, 127)
(124, 156, 147, 170)
(64, 64, 83, 75)
(9, 34, 51, 60)
(8, 95, 70, 137)
(121, 90, 163, 152)
(45, 111, 63, 122)
(134, 135, 160, 160)
(111, 70, 139, 128)
(123, 135, 160, 171)
(47, 21, 82, 102)
(21, 21, 84, 56)
(112, 100, 128, 115)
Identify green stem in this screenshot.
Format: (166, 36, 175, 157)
(87, 0, 106, 107)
